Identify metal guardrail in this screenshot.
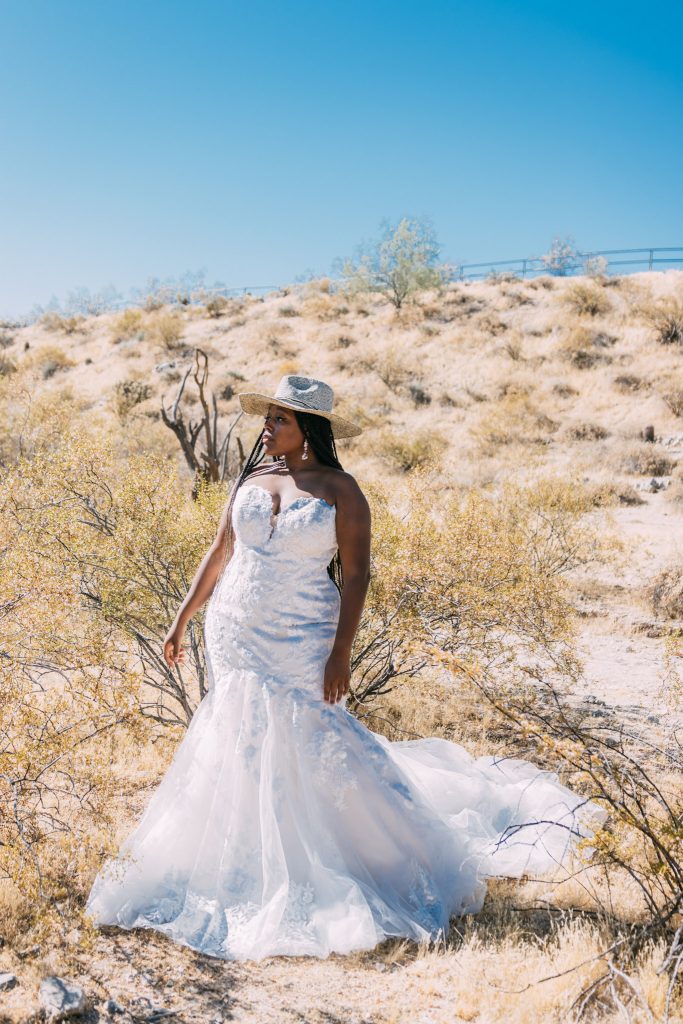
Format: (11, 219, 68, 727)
(453, 246, 683, 281)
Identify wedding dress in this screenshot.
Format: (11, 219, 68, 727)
(85, 482, 607, 961)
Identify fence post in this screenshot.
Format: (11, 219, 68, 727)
(522, 259, 527, 279)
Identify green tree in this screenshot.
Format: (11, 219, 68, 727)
(339, 216, 447, 309)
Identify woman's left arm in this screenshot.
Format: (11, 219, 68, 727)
(323, 476, 371, 704)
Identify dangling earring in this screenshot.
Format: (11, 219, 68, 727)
(302, 439, 309, 461)
(278, 453, 287, 468)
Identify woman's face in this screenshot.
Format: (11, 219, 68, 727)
(261, 404, 305, 458)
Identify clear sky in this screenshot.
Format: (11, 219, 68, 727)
(1, 0, 681, 318)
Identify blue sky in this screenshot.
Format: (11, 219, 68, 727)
(1, 0, 681, 318)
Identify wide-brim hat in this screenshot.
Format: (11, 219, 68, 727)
(238, 374, 362, 438)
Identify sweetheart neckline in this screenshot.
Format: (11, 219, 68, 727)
(239, 483, 337, 518)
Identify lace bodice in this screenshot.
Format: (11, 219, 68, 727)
(232, 483, 338, 566)
(203, 482, 341, 697)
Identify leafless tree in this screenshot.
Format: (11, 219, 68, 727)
(160, 347, 246, 492)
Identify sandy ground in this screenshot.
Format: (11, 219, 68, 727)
(570, 485, 683, 749)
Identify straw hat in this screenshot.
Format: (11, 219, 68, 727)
(238, 375, 362, 438)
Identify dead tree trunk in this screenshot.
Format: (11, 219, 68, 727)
(160, 348, 246, 493)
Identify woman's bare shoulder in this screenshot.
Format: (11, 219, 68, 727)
(325, 470, 369, 508)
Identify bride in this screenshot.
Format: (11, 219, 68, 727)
(85, 374, 607, 961)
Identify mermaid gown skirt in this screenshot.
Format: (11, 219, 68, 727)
(85, 483, 606, 961)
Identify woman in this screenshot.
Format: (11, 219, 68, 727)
(85, 374, 606, 961)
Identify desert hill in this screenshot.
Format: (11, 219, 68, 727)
(1, 270, 683, 1022)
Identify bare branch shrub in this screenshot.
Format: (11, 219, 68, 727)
(430, 652, 683, 1016)
(663, 388, 683, 418)
(113, 378, 152, 420)
(352, 475, 603, 711)
(2, 431, 227, 729)
(160, 348, 246, 488)
(617, 443, 677, 477)
(644, 300, 683, 346)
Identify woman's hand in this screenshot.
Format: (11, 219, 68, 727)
(163, 624, 188, 670)
(323, 649, 351, 704)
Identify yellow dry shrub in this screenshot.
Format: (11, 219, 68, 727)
(638, 296, 683, 345)
(472, 391, 559, 448)
(0, 428, 230, 937)
(145, 309, 184, 350)
(300, 291, 351, 320)
(376, 427, 448, 471)
(40, 312, 88, 335)
(110, 307, 145, 342)
(0, 376, 84, 467)
(562, 281, 611, 317)
(355, 473, 601, 716)
(26, 343, 77, 379)
(557, 324, 608, 368)
(372, 350, 421, 392)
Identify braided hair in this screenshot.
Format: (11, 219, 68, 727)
(214, 410, 345, 593)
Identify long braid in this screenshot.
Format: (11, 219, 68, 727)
(213, 430, 268, 588)
(213, 412, 345, 594)
(294, 412, 345, 594)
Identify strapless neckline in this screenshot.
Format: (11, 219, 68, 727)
(238, 483, 336, 542)
(240, 483, 336, 515)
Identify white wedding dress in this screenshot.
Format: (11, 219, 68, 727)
(85, 482, 607, 961)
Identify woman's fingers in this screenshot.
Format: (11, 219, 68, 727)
(163, 639, 186, 669)
(325, 676, 349, 703)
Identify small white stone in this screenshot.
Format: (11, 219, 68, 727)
(39, 976, 87, 1020)
(0, 972, 18, 991)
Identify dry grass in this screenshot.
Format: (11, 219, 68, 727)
(376, 427, 448, 470)
(644, 298, 683, 345)
(113, 377, 153, 420)
(27, 343, 77, 379)
(472, 390, 559, 447)
(557, 325, 616, 368)
(647, 563, 683, 619)
(0, 353, 18, 376)
(617, 442, 677, 477)
(662, 387, 683, 418)
(145, 310, 185, 350)
(613, 373, 648, 393)
(110, 307, 145, 343)
(40, 312, 88, 335)
(562, 282, 612, 317)
(565, 421, 610, 441)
